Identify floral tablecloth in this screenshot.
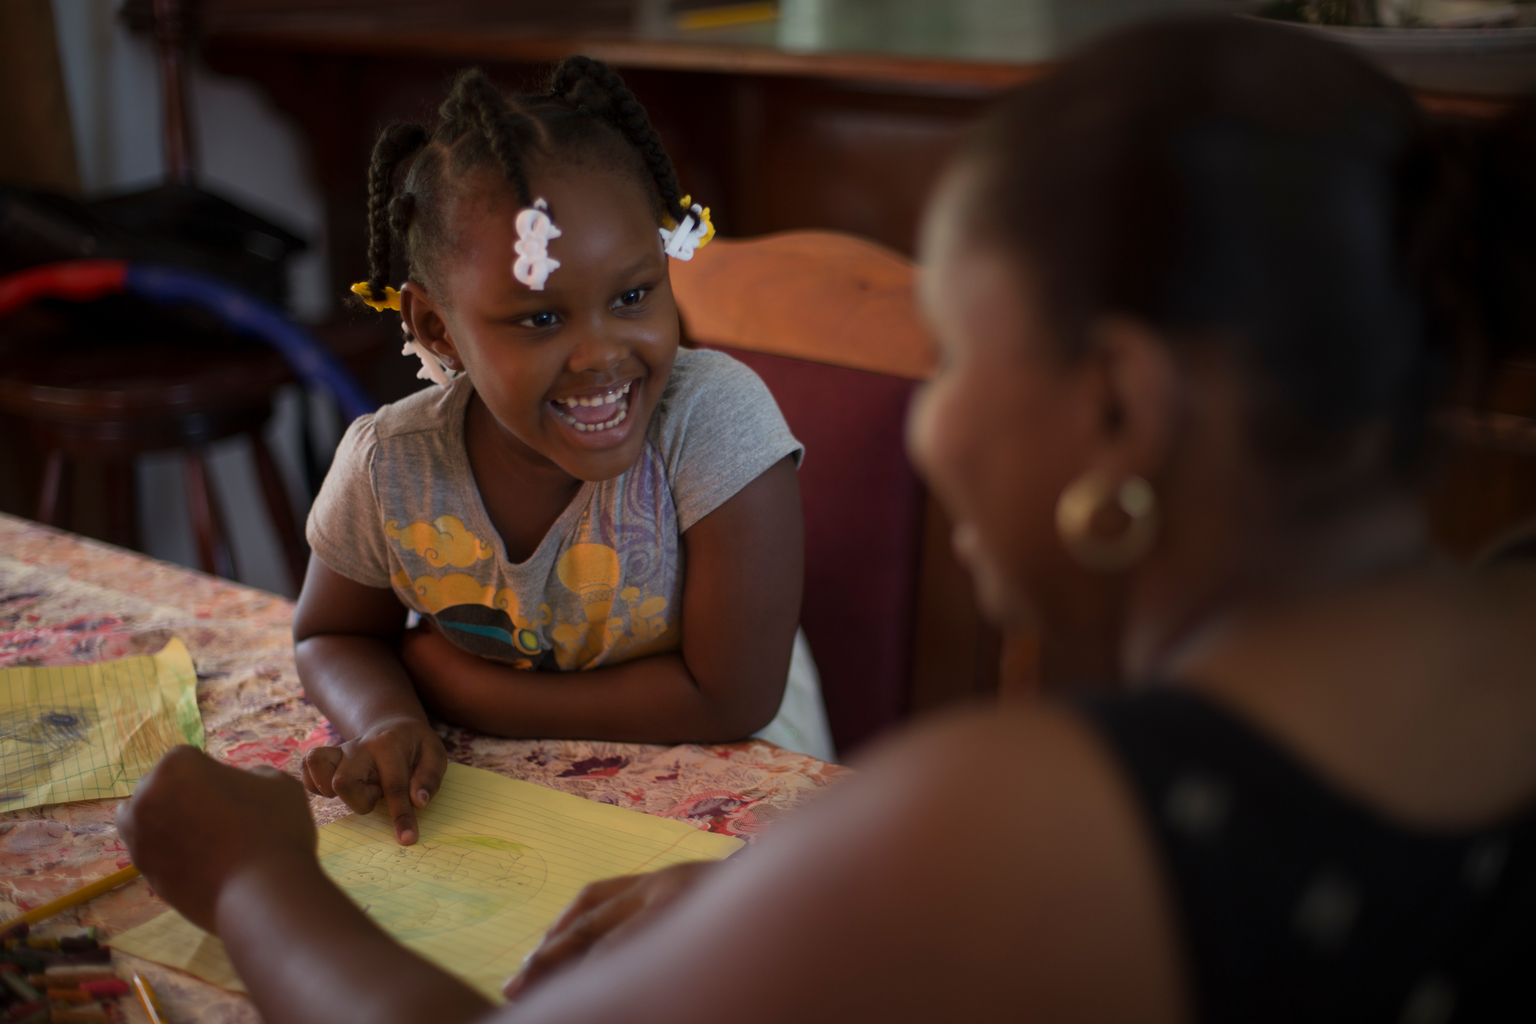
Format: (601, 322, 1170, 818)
(0, 512, 847, 1023)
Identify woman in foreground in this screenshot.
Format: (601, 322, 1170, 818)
(118, 18, 1535, 1024)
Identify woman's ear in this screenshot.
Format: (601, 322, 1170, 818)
(399, 282, 464, 372)
(1082, 316, 1182, 482)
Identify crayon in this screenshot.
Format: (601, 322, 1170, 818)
(40, 993, 88, 1005)
(0, 977, 39, 1004)
(47, 1005, 106, 1024)
(6, 1000, 44, 1022)
(37, 970, 113, 986)
(0, 926, 25, 945)
(0, 957, 44, 975)
(130, 975, 164, 1024)
(53, 942, 95, 956)
(26, 952, 110, 969)
(0, 869, 140, 934)
(73, 982, 125, 1000)
(20, 944, 54, 955)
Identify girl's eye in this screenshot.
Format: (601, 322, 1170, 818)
(516, 311, 560, 329)
(613, 288, 648, 310)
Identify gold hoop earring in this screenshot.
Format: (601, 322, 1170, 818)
(1055, 473, 1160, 573)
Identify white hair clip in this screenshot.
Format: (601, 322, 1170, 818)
(401, 322, 460, 387)
(659, 198, 714, 261)
(512, 198, 562, 290)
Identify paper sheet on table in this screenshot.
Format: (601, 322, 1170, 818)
(0, 638, 203, 812)
(109, 761, 743, 999)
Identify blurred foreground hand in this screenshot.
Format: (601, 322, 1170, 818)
(117, 746, 318, 931)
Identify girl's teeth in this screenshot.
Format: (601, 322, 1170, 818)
(553, 382, 633, 433)
(560, 381, 632, 409)
(572, 406, 627, 433)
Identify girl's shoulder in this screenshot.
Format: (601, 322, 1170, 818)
(652, 347, 799, 455)
(649, 347, 804, 531)
(368, 375, 474, 442)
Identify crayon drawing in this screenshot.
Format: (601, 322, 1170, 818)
(0, 639, 203, 811)
(323, 834, 547, 940)
(0, 707, 94, 802)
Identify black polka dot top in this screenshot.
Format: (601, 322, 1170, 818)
(1081, 691, 1536, 1023)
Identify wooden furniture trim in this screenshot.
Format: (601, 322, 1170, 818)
(205, 19, 1051, 92)
(671, 230, 937, 381)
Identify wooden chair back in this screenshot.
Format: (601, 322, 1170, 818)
(670, 231, 938, 755)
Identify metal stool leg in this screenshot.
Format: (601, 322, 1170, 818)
(36, 450, 68, 526)
(248, 430, 309, 591)
(184, 448, 236, 579)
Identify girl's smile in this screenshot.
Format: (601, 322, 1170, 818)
(548, 378, 636, 445)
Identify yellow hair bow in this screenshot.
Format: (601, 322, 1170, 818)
(350, 281, 401, 312)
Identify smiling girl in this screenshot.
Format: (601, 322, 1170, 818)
(294, 60, 830, 844)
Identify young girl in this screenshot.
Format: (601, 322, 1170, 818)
(295, 59, 832, 845)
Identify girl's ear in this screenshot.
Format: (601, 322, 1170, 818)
(400, 281, 464, 372)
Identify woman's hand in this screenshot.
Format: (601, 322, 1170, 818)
(117, 746, 319, 932)
(504, 860, 719, 1000)
(300, 716, 447, 845)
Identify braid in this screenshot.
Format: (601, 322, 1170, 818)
(440, 68, 540, 209)
(364, 122, 429, 303)
(548, 55, 691, 223)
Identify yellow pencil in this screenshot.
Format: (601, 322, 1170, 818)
(132, 972, 167, 1024)
(0, 865, 140, 932)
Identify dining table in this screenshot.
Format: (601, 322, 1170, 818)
(0, 511, 848, 1023)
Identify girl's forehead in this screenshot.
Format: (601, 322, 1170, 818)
(448, 164, 661, 290)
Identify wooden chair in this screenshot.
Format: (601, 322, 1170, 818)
(671, 230, 1028, 756)
(0, 305, 308, 588)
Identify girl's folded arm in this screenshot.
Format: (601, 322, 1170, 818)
(403, 455, 804, 743)
(292, 557, 422, 737)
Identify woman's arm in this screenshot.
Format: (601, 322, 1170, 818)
(293, 559, 448, 843)
(117, 749, 492, 1024)
(120, 706, 1186, 1024)
(402, 455, 803, 743)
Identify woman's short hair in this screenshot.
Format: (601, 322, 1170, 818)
(961, 17, 1534, 480)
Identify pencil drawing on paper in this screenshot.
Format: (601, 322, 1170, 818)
(0, 706, 94, 800)
(323, 835, 548, 940)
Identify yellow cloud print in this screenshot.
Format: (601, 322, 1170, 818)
(385, 515, 493, 568)
(391, 570, 520, 619)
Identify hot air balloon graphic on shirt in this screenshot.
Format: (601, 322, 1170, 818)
(556, 544, 622, 623)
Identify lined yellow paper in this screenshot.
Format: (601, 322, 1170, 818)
(110, 762, 743, 999)
(0, 638, 203, 812)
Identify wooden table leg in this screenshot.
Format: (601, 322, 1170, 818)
(104, 459, 138, 550)
(249, 429, 309, 591)
(36, 449, 68, 527)
(184, 449, 236, 579)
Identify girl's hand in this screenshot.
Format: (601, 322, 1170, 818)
(117, 746, 319, 932)
(300, 717, 448, 845)
(503, 860, 719, 1000)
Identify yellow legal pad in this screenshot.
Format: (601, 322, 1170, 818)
(0, 638, 203, 812)
(110, 761, 743, 1000)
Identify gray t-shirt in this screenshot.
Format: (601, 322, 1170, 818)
(306, 348, 802, 672)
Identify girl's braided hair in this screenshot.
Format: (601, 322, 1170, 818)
(359, 58, 693, 306)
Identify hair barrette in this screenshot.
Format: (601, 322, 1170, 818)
(349, 281, 400, 312)
(513, 199, 562, 290)
(659, 196, 714, 261)
(401, 325, 461, 387)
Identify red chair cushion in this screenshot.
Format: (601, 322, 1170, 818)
(704, 344, 926, 756)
